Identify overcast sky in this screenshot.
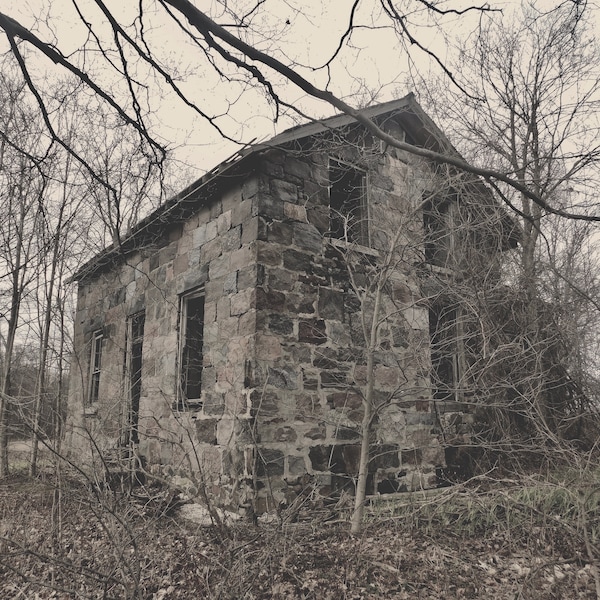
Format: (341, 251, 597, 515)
(4, 1, 598, 177)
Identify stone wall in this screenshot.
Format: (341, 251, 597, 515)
(244, 143, 444, 510)
(67, 126, 448, 512)
(67, 173, 262, 502)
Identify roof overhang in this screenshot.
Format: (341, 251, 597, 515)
(71, 92, 517, 283)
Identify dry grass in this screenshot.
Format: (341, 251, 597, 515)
(0, 470, 599, 599)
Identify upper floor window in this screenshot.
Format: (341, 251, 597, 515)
(178, 289, 205, 411)
(88, 330, 103, 404)
(423, 197, 454, 268)
(328, 159, 368, 246)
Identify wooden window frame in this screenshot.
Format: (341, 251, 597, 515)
(429, 305, 461, 403)
(328, 158, 370, 247)
(88, 330, 103, 404)
(177, 289, 205, 411)
(125, 311, 145, 443)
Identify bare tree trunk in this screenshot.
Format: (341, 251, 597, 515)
(0, 275, 22, 478)
(53, 289, 67, 455)
(351, 278, 383, 534)
(30, 226, 60, 476)
(29, 307, 51, 476)
(350, 349, 374, 534)
(0, 196, 28, 478)
(0, 391, 9, 478)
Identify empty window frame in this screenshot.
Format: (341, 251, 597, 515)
(178, 290, 205, 410)
(429, 305, 459, 402)
(328, 159, 368, 245)
(423, 198, 453, 268)
(88, 330, 103, 404)
(126, 311, 145, 444)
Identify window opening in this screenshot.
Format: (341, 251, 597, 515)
(329, 159, 368, 245)
(429, 305, 458, 402)
(179, 291, 205, 410)
(127, 312, 145, 443)
(423, 198, 453, 267)
(88, 331, 103, 404)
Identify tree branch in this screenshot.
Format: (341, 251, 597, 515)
(0, 12, 165, 159)
(161, 0, 600, 222)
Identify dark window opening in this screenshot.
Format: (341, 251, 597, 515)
(128, 312, 145, 444)
(179, 292, 205, 410)
(423, 199, 452, 267)
(329, 159, 368, 245)
(88, 331, 103, 404)
(429, 306, 458, 402)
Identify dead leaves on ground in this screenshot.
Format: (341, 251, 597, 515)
(0, 477, 597, 599)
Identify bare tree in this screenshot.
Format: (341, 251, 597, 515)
(81, 107, 168, 249)
(407, 1, 600, 458)
(435, 1, 599, 277)
(341, 222, 418, 534)
(28, 144, 88, 475)
(0, 74, 48, 476)
(0, 60, 170, 476)
(2, 1, 594, 218)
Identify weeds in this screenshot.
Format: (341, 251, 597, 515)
(1, 471, 599, 598)
(368, 475, 600, 545)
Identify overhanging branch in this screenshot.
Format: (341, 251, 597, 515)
(161, 0, 600, 222)
(2, 2, 599, 222)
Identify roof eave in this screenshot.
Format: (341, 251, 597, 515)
(70, 93, 484, 284)
(71, 150, 260, 283)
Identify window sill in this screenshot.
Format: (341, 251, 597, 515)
(172, 400, 203, 414)
(83, 405, 98, 417)
(327, 238, 379, 258)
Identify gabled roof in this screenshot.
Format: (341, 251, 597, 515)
(71, 93, 513, 282)
(258, 92, 456, 155)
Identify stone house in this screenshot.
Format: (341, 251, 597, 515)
(66, 94, 515, 510)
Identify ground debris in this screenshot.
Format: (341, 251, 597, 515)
(0, 476, 597, 599)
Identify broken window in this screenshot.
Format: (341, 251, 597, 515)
(88, 330, 103, 404)
(423, 198, 453, 268)
(429, 305, 459, 402)
(329, 159, 368, 245)
(178, 290, 205, 410)
(126, 311, 145, 443)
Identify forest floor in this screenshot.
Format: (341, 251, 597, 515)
(1, 469, 599, 599)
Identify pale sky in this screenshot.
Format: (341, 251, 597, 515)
(4, 0, 598, 179)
